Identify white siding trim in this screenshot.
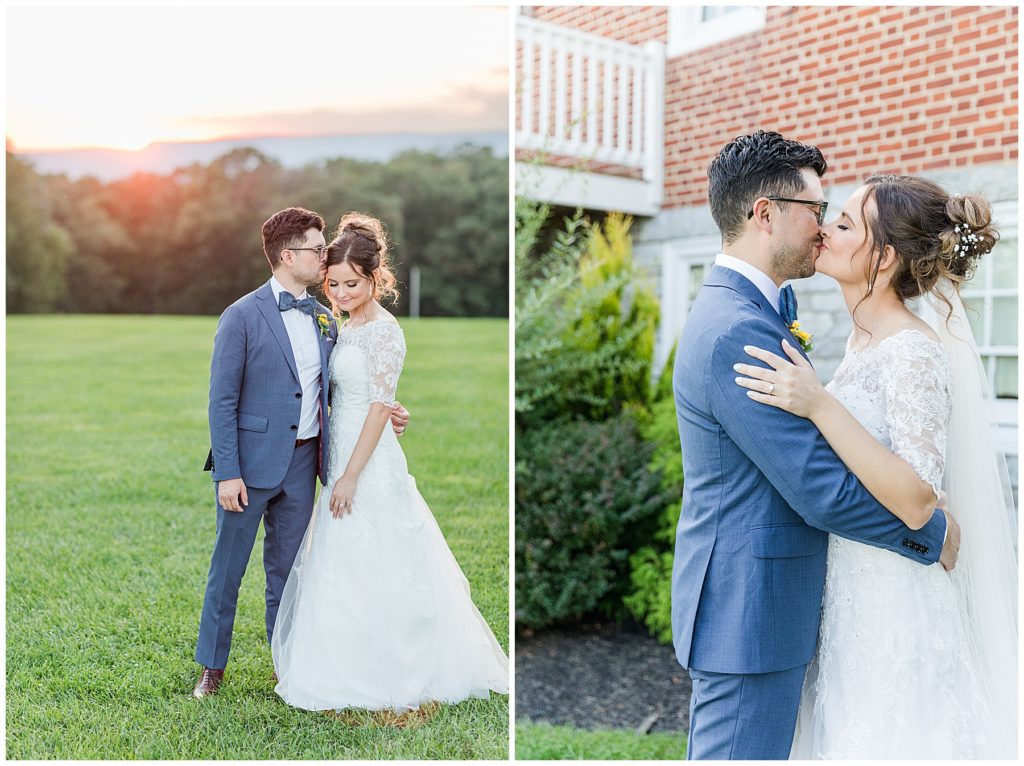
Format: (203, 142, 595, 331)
(667, 6, 766, 58)
(515, 162, 661, 217)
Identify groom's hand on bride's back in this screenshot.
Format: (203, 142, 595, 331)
(390, 401, 410, 436)
(939, 508, 961, 572)
(217, 478, 249, 512)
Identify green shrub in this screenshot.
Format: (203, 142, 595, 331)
(515, 412, 673, 629)
(622, 547, 676, 643)
(561, 213, 659, 421)
(515, 197, 667, 630)
(624, 347, 684, 643)
(515, 205, 658, 430)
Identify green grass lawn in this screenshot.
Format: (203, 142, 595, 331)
(6, 315, 509, 759)
(516, 721, 686, 760)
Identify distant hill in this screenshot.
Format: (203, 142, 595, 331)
(14, 131, 509, 180)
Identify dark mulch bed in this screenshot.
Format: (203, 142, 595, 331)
(515, 620, 692, 734)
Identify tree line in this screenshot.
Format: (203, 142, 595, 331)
(6, 145, 508, 316)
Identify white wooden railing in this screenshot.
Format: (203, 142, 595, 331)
(516, 16, 665, 199)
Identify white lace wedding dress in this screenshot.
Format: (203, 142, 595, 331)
(790, 329, 998, 759)
(271, 319, 509, 711)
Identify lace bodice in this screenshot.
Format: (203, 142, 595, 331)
(326, 319, 407, 485)
(332, 319, 406, 408)
(824, 328, 952, 494)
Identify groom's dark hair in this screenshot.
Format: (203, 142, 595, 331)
(708, 131, 827, 244)
(262, 207, 326, 269)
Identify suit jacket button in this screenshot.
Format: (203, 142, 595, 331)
(295, 392, 302, 398)
(290, 425, 298, 431)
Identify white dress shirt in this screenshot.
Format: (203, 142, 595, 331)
(269, 275, 322, 440)
(714, 253, 784, 316)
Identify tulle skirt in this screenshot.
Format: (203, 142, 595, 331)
(790, 535, 1000, 759)
(271, 472, 509, 711)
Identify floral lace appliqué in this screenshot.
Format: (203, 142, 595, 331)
(339, 320, 406, 407)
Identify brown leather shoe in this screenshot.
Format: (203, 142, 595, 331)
(270, 670, 278, 684)
(192, 667, 224, 699)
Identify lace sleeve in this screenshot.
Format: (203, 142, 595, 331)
(880, 331, 952, 495)
(367, 322, 406, 406)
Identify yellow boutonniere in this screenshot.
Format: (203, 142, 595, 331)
(316, 312, 332, 338)
(788, 321, 813, 353)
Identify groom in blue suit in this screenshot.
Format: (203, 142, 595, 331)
(670, 132, 960, 759)
(192, 207, 408, 698)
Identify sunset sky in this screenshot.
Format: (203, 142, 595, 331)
(6, 5, 508, 152)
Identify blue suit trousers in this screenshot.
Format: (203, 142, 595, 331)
(687, 665, 808, 760)
(195, 439, 318, 669)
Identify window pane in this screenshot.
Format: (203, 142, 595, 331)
(970, 248, 992, 292)
(689, 264, 706, 301)
(991, 296, 1018, 346)
(994, 356, 1018, 399)
(992, 239, 1018, 289)
(702, 6, 742, 21)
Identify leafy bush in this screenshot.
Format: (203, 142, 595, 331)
(624, 347, 684, 643)
(563, 213, 659, 420)
(515, 412, 673, 629)
(622, 546, 676, 643)
(514, 196, 669, 631)
(515, 203, 658, 430)
(7, 152, 73, 312)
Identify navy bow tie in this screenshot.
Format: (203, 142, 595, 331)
(278, 291, 315, 317)
(779, 285, 798, 326)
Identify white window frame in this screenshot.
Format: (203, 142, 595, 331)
(960, 199, 1017, 394)
(666, 6, 766, 58)
(960, 199, 1017, 453)
(657, 238, 719, 370)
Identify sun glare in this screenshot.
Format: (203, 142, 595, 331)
(13, 124, 159, 153)
(96, 136, 152, 153)
(7, 6, 508, 153)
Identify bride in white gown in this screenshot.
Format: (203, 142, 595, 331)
(271, 212, 509, 711)
(735, 176, 1017, 758)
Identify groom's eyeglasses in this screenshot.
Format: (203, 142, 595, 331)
(748, 198, 829, 226)
(289, 246, 329, 257)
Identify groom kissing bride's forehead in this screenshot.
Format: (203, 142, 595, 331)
(191, 205, 507, 714)
(671, 129, 1016, 759)
(193, 206, 409, 699)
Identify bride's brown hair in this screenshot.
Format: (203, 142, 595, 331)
(322, 212, 399, 316)
(853, 175, 998, 324)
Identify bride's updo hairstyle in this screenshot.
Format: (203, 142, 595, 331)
(858, 175, 998, 312)
(322, 212, 399, 314)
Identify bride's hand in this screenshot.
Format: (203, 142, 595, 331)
(329, 475, 358, 519)
(390, 401, 410, 436)
(734, 339, 828, 419)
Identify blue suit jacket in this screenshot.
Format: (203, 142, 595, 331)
(670, 265, 946, 675)
(207, 280, 337, 489)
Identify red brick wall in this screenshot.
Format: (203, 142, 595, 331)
(664, 5, 1018, 207)
(521, 6, 1018, 210)
(528, 6, 667, 45)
